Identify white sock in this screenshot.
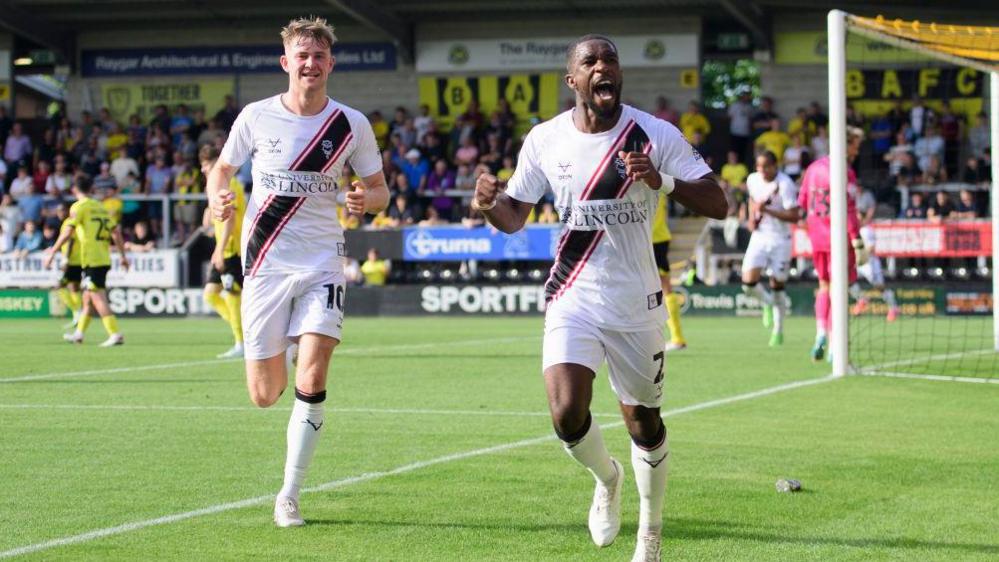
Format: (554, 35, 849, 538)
(631, 425, 669, 535)
(278, 389, 326, 500)
(560, 414, 617, 485)
(883, 288, 898, 308)
(772, 290, 786, 334)
(743, 283, 773, 305)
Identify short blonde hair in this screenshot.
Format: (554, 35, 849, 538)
(847, 126, 865, 143)
(281, 16, 337, 50)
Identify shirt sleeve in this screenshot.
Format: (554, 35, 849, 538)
(348, 113, 383, 178)
(220, 106, 254, 168)
(780, 176, 799, 209)
(504, 128, 549, 204)
(655, 121, 713, 181)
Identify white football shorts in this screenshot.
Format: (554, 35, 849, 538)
(857, 226, 884, 286)
(743, 233, 792, 282)
(542, 315, 667, 408)
(241, 270, 345, 360)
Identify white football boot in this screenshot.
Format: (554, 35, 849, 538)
(631, 533, 662, 562)
(274, 496, 305, 527)
(63, 332, 83, 344)
(217, 343, 244, 359)
(588, 458, 624, 546)
(99, 334, 124, 347)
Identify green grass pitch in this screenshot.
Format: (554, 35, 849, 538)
(1, 315, 997, 560)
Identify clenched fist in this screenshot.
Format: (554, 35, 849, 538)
(345, 180, 367, 215)
(474, 173, 500, 211)
(210, 189, 235, 221)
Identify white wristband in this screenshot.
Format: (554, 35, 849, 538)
(471, 198, 497, 212)
(659, 172, 676, 195)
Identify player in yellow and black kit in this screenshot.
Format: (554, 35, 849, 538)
(652, 194, 687, 351)
(200, 145, 246, 358)
(56, 215, 84, 329)
(45, 175, 129, 346)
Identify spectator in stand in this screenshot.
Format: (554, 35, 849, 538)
(885, 130, 913, 176)
(98, 107, 117, 132)
(537, 202, 559, 224)
(496, 155, 515, 185)
(420, 127, 447, 163)
(169, 104, 193, 147)
(4, 123, 32, 168)
(653, 96, 679, 127)
(927, 190, 955, 223)
(419, 205, 448, 227)
(401, 148, 429, 193)
(127, 114, 147, 142)
(845, 104, 865, 129)
(214, 95, 240, 133)
(806, 101, 828, 131)
(459, 100, 485, 139)
(914, 125, 945, 173)
(751, 96, 778, 140)
(125, 127, 145, 161)
(455, 163, 475, 191)
(886, 99, 907, 135)
(894, 152, 919, 188)
(479, 133, 504, 173)
(78, 110, 97, 139)
(397, 118, 418, 149)
(189, 109, 207, 143)
(904, 191, 928, 219)
(782, 133, 808, 180)
(810, 125, 829, 159)
(198, 118, 224, 148)
(125, 220, 156, 252)
(360, 248, 390, 286)
(413, 104, 434, 145)
(391, 173, 411, 198)
(495, 98, 517, 131)
(75, 137, 99, 177)
(9, 165, 32, 200)
(34, 129, 58, 169)
(454, 135, 480, 166)
(106, 122, 128, 156)
(119, 171, 143, 227)
(425, 158, 457, 220)
(45, 155, 72, 196)
(13, 220, 41, 258)
(33, 161, 51, 194)
(755, 118, 790, 164)
(953, 189, 979, 220)
(920, 155, 948, 185)
(868, 112, 893, 168)
(968, 111, 989, 160)
(380, 149, 400, 193)
(937, 101, 962, 176)
(0, 106, 11, 148)
(389, 106, 409, 139)
(176, 131, 198, 161)
(388, 193, 416, 226)
(150, 104, 171, 137)
(961, 155, 989, 186)
(0, 157, 6, 188)
(41, 221, 58, 249)
(57, 119, 79, 154)
(93, 161, 117, 191)
(908, 95, 932, 138)
(368, 209, 394, 230)
(144, 153, 173, 237)
(787, 107, 815, 144)
(370, 110, 390, 150)
(111, 147, 140, 189)
(484, 111, 513, 156)
(680, 100, 710, 144)
(173, 155, 203, 242)
(0, 194, 21, 250)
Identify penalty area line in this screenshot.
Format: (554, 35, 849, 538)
(857, 371, 999, 385)
(0, 374, 835, 559)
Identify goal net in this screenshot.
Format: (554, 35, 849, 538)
(826, 12, 998, 381)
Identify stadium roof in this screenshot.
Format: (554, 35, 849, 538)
(0, 0, 993, 65)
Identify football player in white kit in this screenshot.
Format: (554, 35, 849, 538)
(207, 17, 388, 527)
(473, 35, 726, 562)
(852, 186, 899, 321)
(740, 151, 800, 347)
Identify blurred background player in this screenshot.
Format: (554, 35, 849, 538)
(741, 151, 799, 347)
(853, 186, 899, 321)
(55, 211, 83, 329)
(797, 127, 867, 361)
(44, 175, 129, 346)
(473, 35, 726, 562)
(651, 194, 686, 351)
(200, 145, 246, 358)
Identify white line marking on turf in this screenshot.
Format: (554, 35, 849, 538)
(0, 404, 621, 419)
(0, 374, 836, 559)
(0, 336, 537, 383)
(857, 349, 993, 373)
(857, 371, 999, 385)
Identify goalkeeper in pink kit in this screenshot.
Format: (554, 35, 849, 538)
(797, 127, 867, 361)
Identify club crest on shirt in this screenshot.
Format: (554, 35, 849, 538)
(614, 157, 627, 179)
(321, 139, 334, 159)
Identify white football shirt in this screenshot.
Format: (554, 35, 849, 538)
(221, 95, 381, 276)
(506, 105, 712, 331)
(746, 171, 798, 238)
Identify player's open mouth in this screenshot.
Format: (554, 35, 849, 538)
(593, 81, 616, 101)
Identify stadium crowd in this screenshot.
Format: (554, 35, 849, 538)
(0, 91, 992, 256)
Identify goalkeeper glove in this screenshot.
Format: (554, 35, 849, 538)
(852, 238, 870, 266)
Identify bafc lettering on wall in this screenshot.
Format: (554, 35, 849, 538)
(418, 73, 560, 137)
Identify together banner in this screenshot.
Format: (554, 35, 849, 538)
(403, 225, 560, 261)
(418, 73, 561, 136)
(101, 79, 234, 125)
(0, 250, 180, 288)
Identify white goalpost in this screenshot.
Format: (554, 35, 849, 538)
(826, 10, 999, 378)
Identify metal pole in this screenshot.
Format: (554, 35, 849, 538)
(162, 196, 171, 249)
(828, 10, 849, 377)
(991, 72, 998, 351)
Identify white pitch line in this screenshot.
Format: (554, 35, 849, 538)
(0, 336, 537, 383)
(856, 348, 993, 373)
(857, 371, 999, 385)
(0, 374, 835, 559)
(0, 404, 622, 419)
